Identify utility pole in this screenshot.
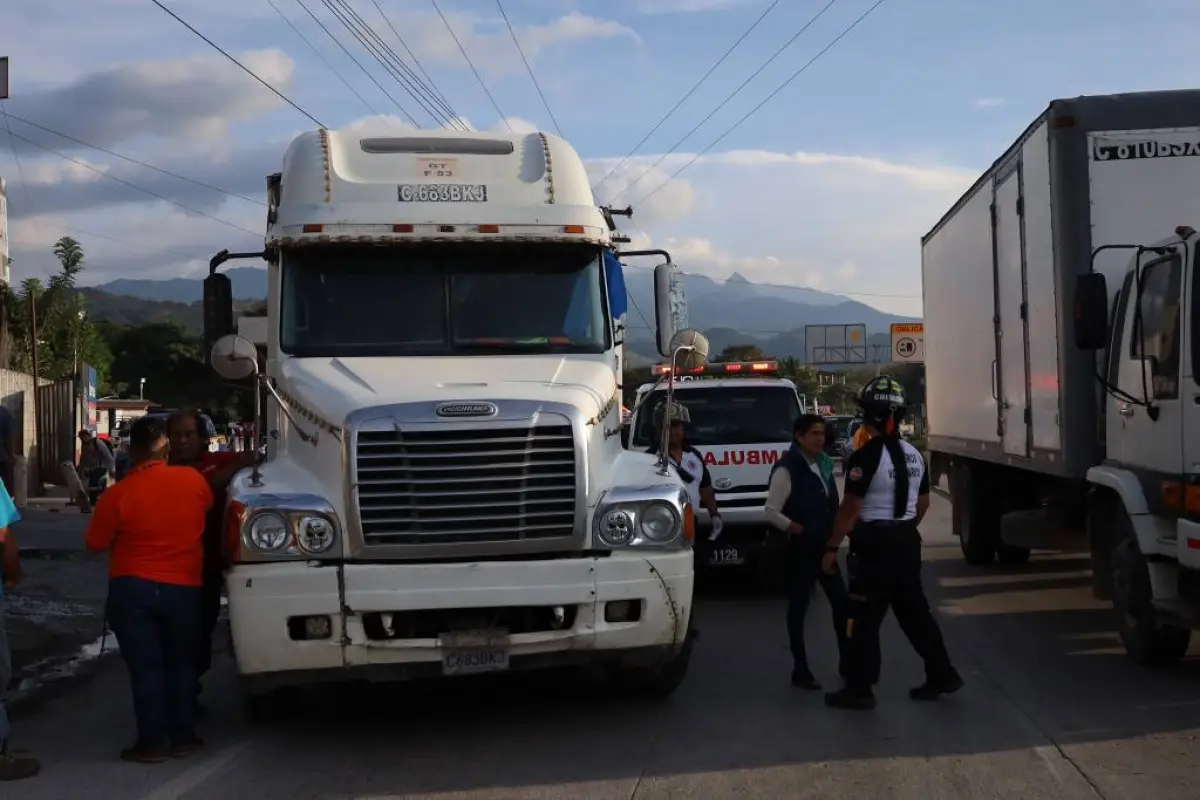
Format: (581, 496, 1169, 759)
(29, 291, 40, 485)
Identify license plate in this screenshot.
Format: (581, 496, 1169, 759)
(708, 546, 744, 566)
(438, 629, 510, 676)
(442, 647, 510, 676)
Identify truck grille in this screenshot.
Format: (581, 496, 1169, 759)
(355, 424, 578, 545)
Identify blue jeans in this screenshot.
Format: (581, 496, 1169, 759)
(0, 599, 11, 753)
(107, 578, 202, 748)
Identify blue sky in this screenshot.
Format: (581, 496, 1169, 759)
(4, 0, 1200, 317)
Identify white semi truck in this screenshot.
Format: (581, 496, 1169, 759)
(923, 89, 1200, 666)
(201, 126, 709, 716)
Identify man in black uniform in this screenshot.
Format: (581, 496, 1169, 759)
(821, 376, 963, 710)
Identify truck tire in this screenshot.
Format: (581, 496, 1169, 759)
(1111, 510, 1192, 667)
(950, 460, 999, 565)
(610, 633, 694, 699)
(243, 686, 294, 724)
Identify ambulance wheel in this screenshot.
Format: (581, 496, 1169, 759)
(1111, 511, 1191, 667)
(951, 460, 999, 566)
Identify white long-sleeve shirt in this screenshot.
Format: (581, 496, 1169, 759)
(763, 455, 827, 533)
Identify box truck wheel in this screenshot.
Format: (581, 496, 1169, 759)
(950, 460, 999, 565)
(1111, 510, 1191, 667)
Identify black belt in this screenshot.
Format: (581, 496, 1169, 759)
(857, 518, 914, 528)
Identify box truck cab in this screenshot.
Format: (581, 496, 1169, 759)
(200, 127, 713, 716)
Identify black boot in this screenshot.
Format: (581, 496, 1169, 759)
(909, 670, 964, 701)
(791, 668, 821, 691)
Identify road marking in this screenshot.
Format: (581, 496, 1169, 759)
(137, 741, 257, 800)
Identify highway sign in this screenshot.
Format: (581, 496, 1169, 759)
(805, 323, 867, 365)
(890, 322, 924, 363)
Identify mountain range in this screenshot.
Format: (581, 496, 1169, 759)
(83, 266, 917, 364)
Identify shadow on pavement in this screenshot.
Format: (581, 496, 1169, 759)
(215, 545, 1199, 798)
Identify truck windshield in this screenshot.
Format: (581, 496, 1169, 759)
(630, 386, 801, 448)
(279, 243, 610, 357)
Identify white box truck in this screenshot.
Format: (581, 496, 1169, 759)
(200, 126, 711, 717)
(923, 90, 1200, 665)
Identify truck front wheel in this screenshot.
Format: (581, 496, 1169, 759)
(609, 635, 695, 699)
(1111, 511, 1191, 667)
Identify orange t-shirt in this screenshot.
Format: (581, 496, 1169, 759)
(85, 460, 214, 587)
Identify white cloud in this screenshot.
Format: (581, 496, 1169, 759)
(974, 97, 1005, 109)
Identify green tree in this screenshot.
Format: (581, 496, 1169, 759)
(2, 237, 111, 383)
(715, 343, 766, 363)
(98, 321, 252, 422)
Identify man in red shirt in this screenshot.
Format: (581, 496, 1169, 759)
(166, 409, 255, 713)
(86, 417, 213, 762)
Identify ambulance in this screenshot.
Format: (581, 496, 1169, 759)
(628, 360, 805, 587)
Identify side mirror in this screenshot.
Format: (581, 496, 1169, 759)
(210, 334, 260, 381)
(1073, 273, 1109, 351)
(653, 262, 690, 358)
(203, 272, 235, 353)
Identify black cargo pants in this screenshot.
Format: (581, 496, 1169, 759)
(840, 520, 956, 692)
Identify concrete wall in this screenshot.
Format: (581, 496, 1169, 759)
(0, 367, 51, 496)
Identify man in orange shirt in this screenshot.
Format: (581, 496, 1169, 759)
(85, 416, 214, 763)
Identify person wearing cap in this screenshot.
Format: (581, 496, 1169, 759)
(76, 428, 116, 513)
(764, 413, 850, 690)
(822, 376, 963, 710)
(645, 400, 721, 532)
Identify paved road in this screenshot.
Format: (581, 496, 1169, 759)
(11, 494, 1200, 799)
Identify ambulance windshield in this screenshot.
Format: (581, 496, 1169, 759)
(631, 385, 801, 448)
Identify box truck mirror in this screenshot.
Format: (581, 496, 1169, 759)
(1074, 273, 1109, 351)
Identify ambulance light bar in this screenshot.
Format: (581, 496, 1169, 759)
(652, 360, 780, 377)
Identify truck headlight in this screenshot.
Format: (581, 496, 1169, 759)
(639, 502, 679, 543)
(248, 512, 290, 551)
(598, 509, 636, 546)
(592, 487, 687, 550)
(297, 515, 336, 554)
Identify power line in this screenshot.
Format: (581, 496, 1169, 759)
(3, 112, 264, 205)
(323, 0, 463, 128)
(369, 0, 460, 118)
(495, 0, 562, 138)
(148, 0, 326, 128)
(292, 0, 420, 126)
(0, 100, 53, 275)
(615, 0, 841, 202)
(4, 128, 262, 237)
(592, 0, 782, 192)
(266, 0, 381, 116)
(631, 0, 889, 208)
(430, 0, 512, 131)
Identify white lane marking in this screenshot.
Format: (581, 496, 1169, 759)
(137, 740, 257, 800)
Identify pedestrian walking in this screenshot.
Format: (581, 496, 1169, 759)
(0, 481, 39, 782)
(85, 416, 214, 762)
(166, 409, 255, 715)
(822, 377, 963, 710)
(763, 414, 850, 689)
